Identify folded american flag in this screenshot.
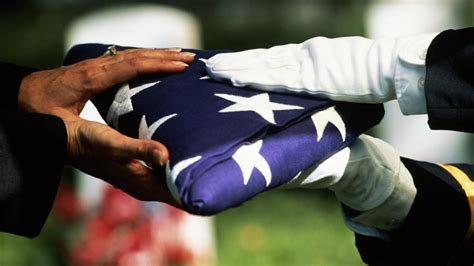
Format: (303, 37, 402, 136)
(64, 44, 384, 215)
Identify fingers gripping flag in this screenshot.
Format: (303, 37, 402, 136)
(64, 44, 384, 215)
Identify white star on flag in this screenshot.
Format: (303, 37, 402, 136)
(139, 113, 177, 140)
(232, 140, 272, 187)
(282, 147, 350, 189)
(215, 93, 303, 124)
(106, 81, 159, 129)
(166, 156, 202, 202)
(311, 106, 346, 142)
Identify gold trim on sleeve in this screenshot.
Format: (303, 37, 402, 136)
(438, 163, 474, 264)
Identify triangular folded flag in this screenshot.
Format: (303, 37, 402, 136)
(64, 44, 384, 215)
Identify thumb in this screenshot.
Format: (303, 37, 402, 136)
(110, 135, 169, 167)
(66, 117, 170, 168)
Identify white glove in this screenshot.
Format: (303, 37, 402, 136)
(281, 134, 416, 231)
(207, 34, 437, 112)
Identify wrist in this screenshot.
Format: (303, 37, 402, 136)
(18, 72, 36, 112)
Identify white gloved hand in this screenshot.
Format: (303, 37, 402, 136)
(281, 134, 416, 231)
(206, 34, 436, 107)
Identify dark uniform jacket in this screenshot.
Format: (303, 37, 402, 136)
(0, 63, 67, 238)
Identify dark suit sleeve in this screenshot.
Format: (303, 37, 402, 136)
(0, 62, 67, 238)
(425, 28, 474, 133)
(0, 63, 36, 111)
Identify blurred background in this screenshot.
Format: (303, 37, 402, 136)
(1, 0, 473, 265)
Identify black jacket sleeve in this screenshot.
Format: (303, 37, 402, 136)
(0, 62, 67, 238)
(0, 63, 36, 111)
(425, 28, 474, 133)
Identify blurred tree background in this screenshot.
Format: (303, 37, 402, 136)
(0, 0, 372, 69)
(0, 0, 472, 265)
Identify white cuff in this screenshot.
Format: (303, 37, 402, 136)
(394, 33, 438, 115)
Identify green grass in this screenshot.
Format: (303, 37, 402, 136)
(214, 189, 364, 266)
(0, 219, 64, 266)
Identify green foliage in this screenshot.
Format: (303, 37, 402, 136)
(215, 189, 364, 266)
(0, 1, 368, 68)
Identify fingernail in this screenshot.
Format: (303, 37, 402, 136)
(164, 48, 182, 52)
(154, 149, 166, 167)
(173, 61, 189, 67)
(181, 52, 196, 57)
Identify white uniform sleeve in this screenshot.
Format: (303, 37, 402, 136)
(394, 33, 438, 115)
(207, 33, 439, 111)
